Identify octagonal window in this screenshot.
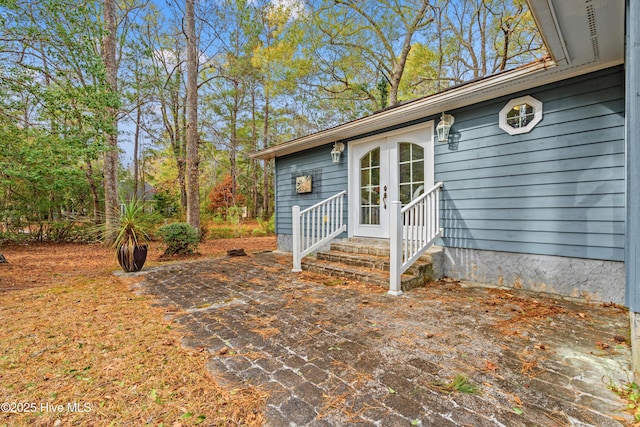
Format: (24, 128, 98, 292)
(499, 95, 543, 135)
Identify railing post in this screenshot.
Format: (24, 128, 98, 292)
(292, 205, 302, 272)
(389, 201, 403, 296)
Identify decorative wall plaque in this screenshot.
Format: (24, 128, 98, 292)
(296, 175, 312, 194)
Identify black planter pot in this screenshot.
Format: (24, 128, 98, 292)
(117, 244, 148, 272)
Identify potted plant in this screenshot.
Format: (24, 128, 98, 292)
(114, 199, 150, 273)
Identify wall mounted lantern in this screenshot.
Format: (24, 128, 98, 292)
(331, 142, 345, 163)
(436, 113, 455, 143)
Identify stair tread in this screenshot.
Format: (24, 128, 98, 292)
(302, 257, 418, 279)
(301, 238, 442, 291)
(318, 249, 432, 266)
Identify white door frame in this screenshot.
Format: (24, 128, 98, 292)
(348, 121, 434, 239)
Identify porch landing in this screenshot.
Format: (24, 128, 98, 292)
(300, 237, 444, 291)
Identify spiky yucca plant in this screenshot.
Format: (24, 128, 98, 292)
(114, 199, 150, 272)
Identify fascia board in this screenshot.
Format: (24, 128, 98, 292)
(252, 58, 621, 160)
(526, 0, 570, 65)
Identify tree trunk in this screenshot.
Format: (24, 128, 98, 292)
(102, 0, 119, 244)
(262, 86, 270, 219)
(84, 158, 101, 224)
(133, 97, 142, 200)
(185, 0, 200, 231)
(251, 86, 258, 218)
(230, 79, 239, 206)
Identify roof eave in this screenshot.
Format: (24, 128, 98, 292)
(252, 55, 623, 160)
(252, 59, 554, 160)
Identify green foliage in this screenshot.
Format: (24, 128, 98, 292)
(0, 231, 29, 245)
(157, 222, 199, 255)
(608, 380, 640, 421)
(252, 214, 275, 236)
(114, 199, 150, 249)
(434, 375, 479, 394)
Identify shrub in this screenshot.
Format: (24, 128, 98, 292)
(157, 223, 199, 255)
(252, 214, 275, 236)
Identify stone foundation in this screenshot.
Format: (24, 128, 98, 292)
(444, 247, 626, 305)
(277, 234, 293, 252)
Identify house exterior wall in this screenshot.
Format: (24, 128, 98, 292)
(273, 66, 625, 302)
(437, 66, 625, 260)
(275, 143, 348, 251)
(438, 65, 625, 303)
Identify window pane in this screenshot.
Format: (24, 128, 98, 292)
(507, 103, 535, 128)
(361, 169, 370, 187)
(371, 167, 380, 185)
(399, 163, 411, 184)
(412, 183, 424, 199)
(413, 160, 424, 182)
(370, 206, 379, 225)
(361, 206, 370, 225)
(370, 147, 380, 167)
(400, 184, 411, 205)
(412, 144, 424, 161)
(361, 188, 370, 204)
(399, 143, 411, 162)
(372, 186, 380, 205)
(360, 152, 369, 169)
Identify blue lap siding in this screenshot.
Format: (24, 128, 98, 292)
(273, 66, 625, 262)
(275, 143, 349, 236)
(437, 66, 625, 261)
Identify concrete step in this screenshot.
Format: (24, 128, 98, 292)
(301, 238, 443, 292)
(316, 250, 434, 277)
(301, 257, 429, 291)
(329, 240, 391, 257)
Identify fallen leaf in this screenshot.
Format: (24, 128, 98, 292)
(577, 312, 587, 318)
(535, 344, 547, 350)
(484, 360, 498, 371)
(217, 347, 229, 355)
(512, 407, 523, 415)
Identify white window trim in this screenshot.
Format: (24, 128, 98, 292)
(499, 95, 543, 135)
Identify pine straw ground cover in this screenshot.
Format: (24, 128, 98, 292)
(0, 237, 275, 426)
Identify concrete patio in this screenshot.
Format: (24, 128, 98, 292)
(133, 251, 633, 426)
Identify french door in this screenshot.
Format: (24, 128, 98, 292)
(349, 123, 434, 238)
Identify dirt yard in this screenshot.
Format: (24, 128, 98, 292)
(0, 236, 276, 291)
(0, 236, 275, 426)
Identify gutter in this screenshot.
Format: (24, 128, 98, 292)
(251, 57, 619, 160)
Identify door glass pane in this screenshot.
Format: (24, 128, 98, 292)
(400, 184, 411, 205)
(371, 149, 380, 167)
(360, 154, 369, 169)
(412, 144, 424, 161)
(413, 160, 424, 182)
(398, 142, 425, 205)
(400, 163, 411, 183)
(360, 148, 380, 225)
(399, 143, 411, 162)
(371, 167, 380, 185)
(361, 169, 369, 186)
(372, 186, 380, 204)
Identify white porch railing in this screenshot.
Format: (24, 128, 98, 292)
(292, 190, 347, 272)
(389, 182, 444, 295)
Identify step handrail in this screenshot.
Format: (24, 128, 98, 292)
(292, 190, 347, 272)
(389, 182, 443, 295)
